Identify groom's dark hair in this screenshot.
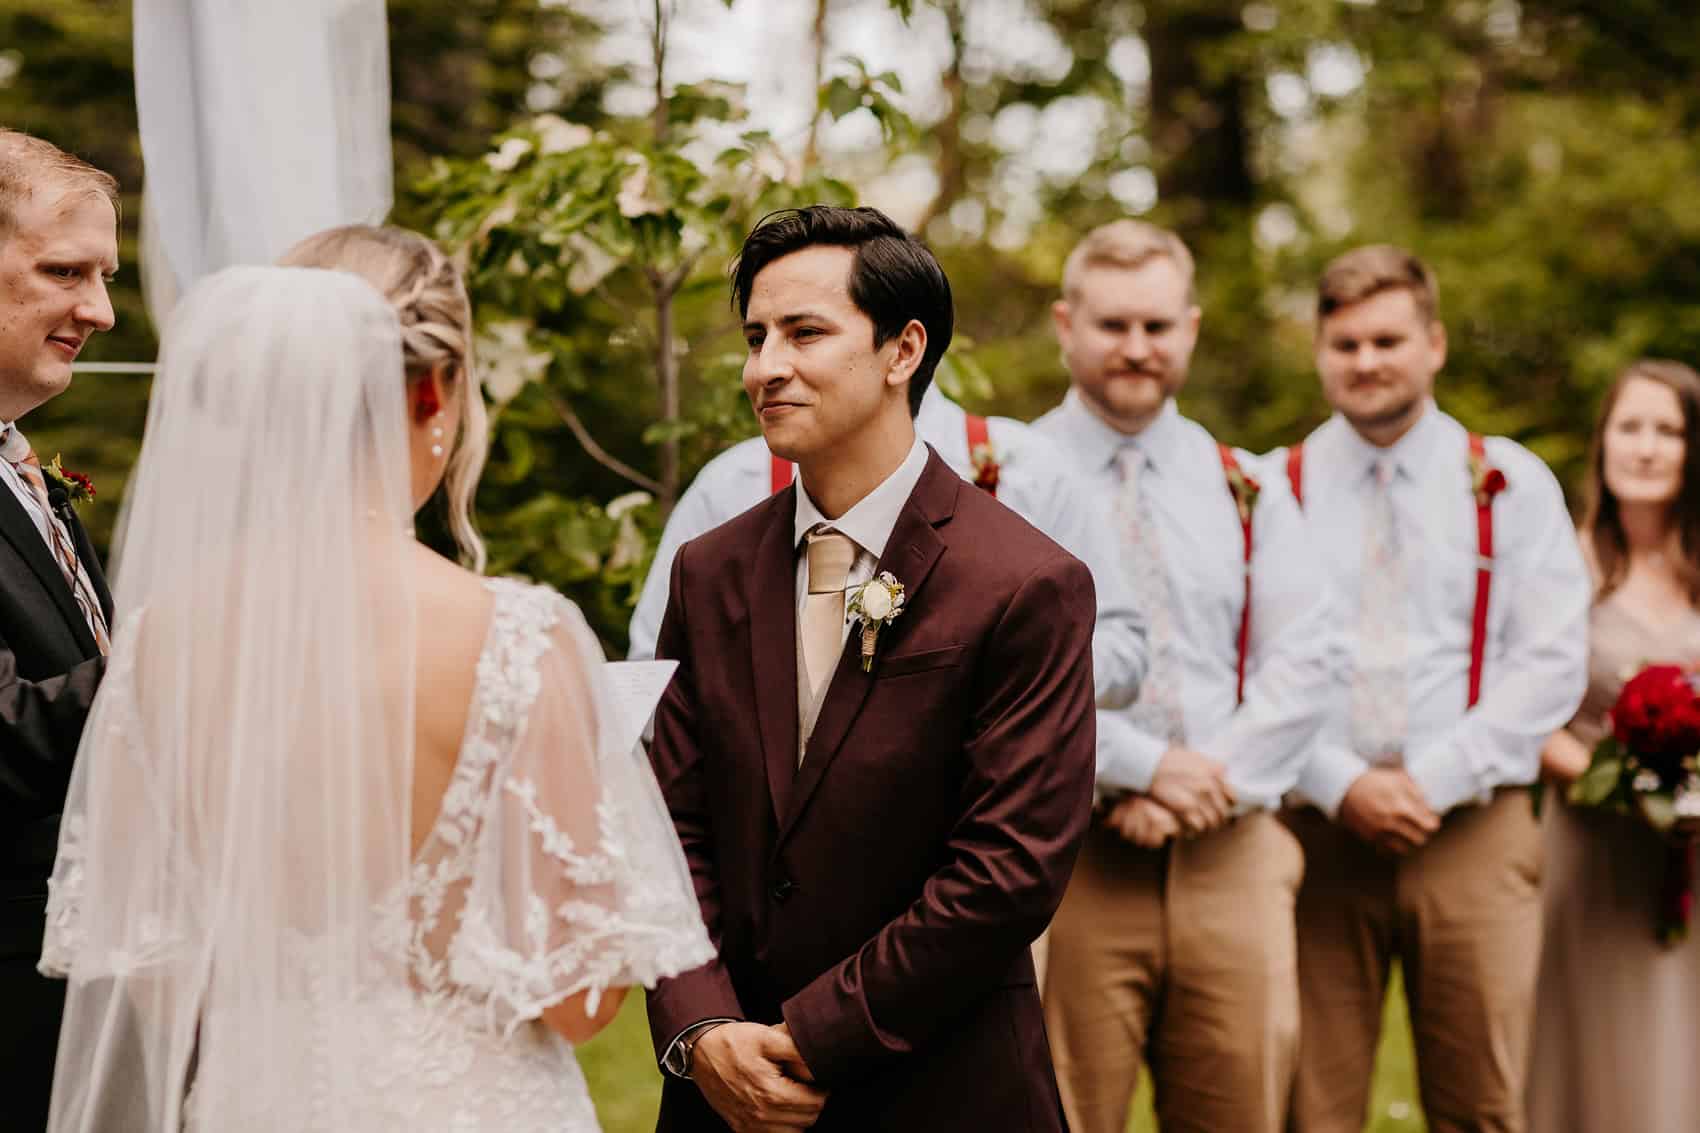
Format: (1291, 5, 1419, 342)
(731, 205, 953, 417)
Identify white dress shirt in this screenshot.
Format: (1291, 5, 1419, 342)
(792, 435, 929, 638)
(1280, 404, 1591, 816)
(1033, 391, 1349, 811)
(628, 386, 1148, 709)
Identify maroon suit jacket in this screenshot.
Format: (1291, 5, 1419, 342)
(646, 448, 1096, 1132)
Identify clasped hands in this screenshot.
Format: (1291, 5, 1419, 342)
(1339, 766, 1440, 855)
(692, 1020, 827, 1132)
(1101, 746, 1235, 848)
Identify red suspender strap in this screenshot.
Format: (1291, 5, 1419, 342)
(1468, 432, 1492, 708)
(1287, 443, 1304, 508)
(1218, 443, 1254, 705)
(964, 414, 996, 498)
(769, 453, 793, 495)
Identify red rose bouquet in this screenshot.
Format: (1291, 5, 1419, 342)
(1569, 663, 1700, 942)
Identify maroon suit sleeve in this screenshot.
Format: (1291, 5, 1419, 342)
(781, 553, 1097, 1083)
(645, 542, 747, 1060)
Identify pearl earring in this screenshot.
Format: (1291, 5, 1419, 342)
(430, 417, 445, 459)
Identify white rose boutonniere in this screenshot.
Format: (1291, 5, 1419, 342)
(845, 571, 907, 672)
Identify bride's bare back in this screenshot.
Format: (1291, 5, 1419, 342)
(407, 543, 495, 857)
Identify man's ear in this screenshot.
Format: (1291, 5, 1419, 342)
(884, 319, 928, 390)
(1051, 299, 1073, 345)
(1427, 319, 1449, 373)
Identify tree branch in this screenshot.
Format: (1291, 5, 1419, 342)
(543, 389, 663, 496)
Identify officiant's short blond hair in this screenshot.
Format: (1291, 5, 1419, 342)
(0, 128, 119, 244)
(1062, 220, 1196, 304)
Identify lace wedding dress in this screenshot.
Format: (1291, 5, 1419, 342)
(42, 579, 713, 1132)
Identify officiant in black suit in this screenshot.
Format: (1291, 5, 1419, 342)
(0, 128, 119, 1130)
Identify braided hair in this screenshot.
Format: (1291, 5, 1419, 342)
(280, 225, 488, 571)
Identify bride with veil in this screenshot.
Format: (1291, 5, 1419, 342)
(37, 230, 713, 1131)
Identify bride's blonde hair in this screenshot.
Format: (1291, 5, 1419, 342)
(280, 224, 487, 571)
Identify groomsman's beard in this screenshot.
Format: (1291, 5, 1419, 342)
(1078, 371, 1177, 437)
(1342, 392, 1427, 444)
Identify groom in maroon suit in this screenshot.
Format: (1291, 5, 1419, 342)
(646, 206, 1097, 1132)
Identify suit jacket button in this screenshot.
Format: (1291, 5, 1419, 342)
(770, 879, 796, 903)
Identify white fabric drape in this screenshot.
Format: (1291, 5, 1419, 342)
(134, 0, 393, 325)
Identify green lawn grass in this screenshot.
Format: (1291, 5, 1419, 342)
(578, 969, 1427, 1133)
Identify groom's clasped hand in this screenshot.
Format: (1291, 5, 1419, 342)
(688, 1022, 826, 1133)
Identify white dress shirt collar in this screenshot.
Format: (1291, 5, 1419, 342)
(1335, 398, 1441, 484)
(1055, 388, 1184, 477)
(793, 435, 930, 557)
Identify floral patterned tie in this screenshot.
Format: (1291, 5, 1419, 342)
(1349, 458, 1406, 762)
(1115, 446, 1185, 745)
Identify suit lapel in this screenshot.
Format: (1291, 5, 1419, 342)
(749, 488, 802, 820)
(778, 450, 959, 844)
(0, 480, 97, 653)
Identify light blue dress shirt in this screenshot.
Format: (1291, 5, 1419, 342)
(1033, 391, 1349, 811)
(1277, 404, 1591, 816)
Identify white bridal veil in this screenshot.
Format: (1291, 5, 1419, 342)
(40, 266, 419, 1131)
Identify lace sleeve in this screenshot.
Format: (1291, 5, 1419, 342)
(449, 587, 713, 1037)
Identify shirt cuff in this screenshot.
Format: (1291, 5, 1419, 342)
(1296, 745, 1372, 818)
(1404, 739, 1491, 815)
(660, 1017, 739, 1079)
(1095, 712, 1168, 794)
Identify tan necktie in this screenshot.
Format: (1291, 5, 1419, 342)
(5, 439, 110, 656)
(801, 528, 856, 709)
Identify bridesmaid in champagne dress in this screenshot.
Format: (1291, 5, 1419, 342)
(1528, 359, 1700, 1132)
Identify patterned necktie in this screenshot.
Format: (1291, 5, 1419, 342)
(1349, 457, 1406, 763)
(2, 431, 110, 656)
(801, 527, 856, 712)
(1115, 446, 1185, 745)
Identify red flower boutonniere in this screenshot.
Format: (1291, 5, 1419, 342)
(969, 440, 1001, 495)
(1223, 460, 1261, 524)
(43, 455, 95, 505)
(1469, 447, 1507, 507)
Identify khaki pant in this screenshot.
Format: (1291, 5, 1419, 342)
(1284, 789, 1543, 1133)
(1044, 812, 1305, 1133)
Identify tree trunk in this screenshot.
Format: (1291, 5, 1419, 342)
(804, 0, 830, 173)
(916, 0, 967, 234)
(1143, 0, 1255, 242)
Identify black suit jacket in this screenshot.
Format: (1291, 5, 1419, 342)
(0, 475, 110, 1128)
(647, 449, 1097, 1132)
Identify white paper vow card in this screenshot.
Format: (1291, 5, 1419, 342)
(602, 660, 679, 753)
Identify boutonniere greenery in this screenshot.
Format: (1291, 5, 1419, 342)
(1223, 460, 1261, 524)
(1469, 447, 1508, 507)
(969, 440, 1002, 494)
(846, 571, 907, 672)
(43, 455, 96, 505)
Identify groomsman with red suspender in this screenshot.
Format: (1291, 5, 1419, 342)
(1278, 245, 1589, 1133)
(628, 384, 1148, 715)
(1034, 219, 1348, 1133)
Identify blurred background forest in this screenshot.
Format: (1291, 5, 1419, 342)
(5, 0, 1698, 655)
(6, 2, 1696, 1129)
